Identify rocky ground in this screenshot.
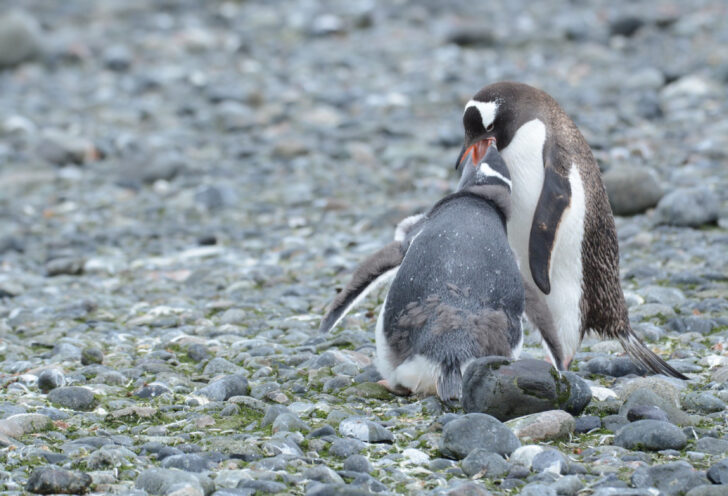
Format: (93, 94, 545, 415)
(1, 0, 727, 495)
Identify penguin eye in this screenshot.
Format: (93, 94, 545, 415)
(486, 123, 495, 132)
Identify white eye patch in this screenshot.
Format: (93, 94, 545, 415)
(478, 162, 512, 189)
(464, 100, 498, 130)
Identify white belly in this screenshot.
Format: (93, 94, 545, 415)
(502, 120, 586, 364)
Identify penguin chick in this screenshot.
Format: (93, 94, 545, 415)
(454, 81, 686, 379)
(320, 146, 524, 401)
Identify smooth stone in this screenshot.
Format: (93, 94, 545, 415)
(136, 468, 213, 495)
(440, 413, 520, 460)
(329, 438, 365, 458)
(461, 449, 509, 477)
(695, 437, 728, 455)
(80, 347, 104, 365)
(603, 166, 663, 215)
(338, 417, 393, 443)
(510, 445, 546, 470)
(574, 415, 601, 433)
(303, 465, 344, 485)
(682, 392, 726, 414)
(37, 369, 65, 392)
(86, 445, 138, 470)
(609, 15, 645, 37)
(632, 461, 709, 496)
(582, 356, 646, 377)
(135, 383, 172, 399)
(47, 386, 96, 411)
(686, 486, 728, 496)
(520, 483, 557, 496)
(462, 358, 589, 421)
(25, 467, 92, 495)
(342, 455, 371, 474)
(615, 420, 687, 451)
(161, 454, 214, 472)
(0, 10, 42, 68)
(272, 413, 310, 433)
(532, 449, 568, 475)
(442, 480, 494, 495)
(0, 413, 52, 438)
(707, 458, 728, 484)
(45, 257, 85, 276)
(236, 479, 287, 493)
(602, 414, 629, 432)
(549, 475, 584, 496)
(195, 374, 249, 402)
(626, 405, 670, 422)
(506, 410, 574, 443)
(668, 316, 716, 335)
(619, 387, 693, 426)
(654, 187, 720, 227)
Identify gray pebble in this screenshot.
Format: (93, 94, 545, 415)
(707, 457, 728, 484)
(0, 10, 42, 68)
(196, 374, 249, 402)
(37, 370, 65, 393)
(615, 420, 687, 451)
(461, 449, 509, 477)
(47, 386, 96, 411)
(338, 417, 393, 443)
(654, 187, 720, 227)
(440, 413, 520, 460)
(25, 467, 92, 495)
(342, 455, 371, 473)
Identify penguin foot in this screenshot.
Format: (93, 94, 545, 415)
(377, 379, 412, 396)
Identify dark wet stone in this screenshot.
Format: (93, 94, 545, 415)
(237, 479, 287, 493)
(45, 257, 85, 276)
(574, 415, 601, 433)
(603, 166, 663, 215)
(654, 187, 720, 227)
(47, 386, 96, 411)
(615, 420, 687, 451)
(668, 316, 716, 335)
(532, 449, 568, 474)
(695, 437, 728, 455)
(309, 425, 336, 438)
(707, 458, 728, 484)
(609, 16, 645, 37)
(632, 461, 709, 496)
(627, 405, 670, 422)
(462, 358, 590, 421)
(80, 347, 103, 365)
(26, 467, 92, 494)
(196, 374, 249, 401)
(329, 438, 365, 458)
(619, 388, 692, 426)
(136, 467, 212, 495)
(440, 413, 520, 460)
(582, 356, 647, 377)
(37, 369, 65, 393)
(161, 453, 214, 472)
(461, 449, 510, 477)
(343, 454, 372, 474)
(187, 344, 210, 363)
(103, 44, 132, 71)
(134, 383, 171, 399)
(0, 10, 42, 68)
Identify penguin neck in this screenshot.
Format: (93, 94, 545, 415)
(431, 186, 511, 221)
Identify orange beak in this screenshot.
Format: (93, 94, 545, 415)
(456, 138, 496, 170)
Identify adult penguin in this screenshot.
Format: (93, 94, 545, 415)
(454, 81, 685, 379)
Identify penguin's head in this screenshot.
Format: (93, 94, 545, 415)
(457, 144, 512, 192)
(455, 82, 544, 170)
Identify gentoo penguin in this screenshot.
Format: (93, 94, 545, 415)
(320, 146, 526, 400)
(454, 81, 686, 379)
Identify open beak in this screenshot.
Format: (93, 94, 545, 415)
(454, 138, 496, 170)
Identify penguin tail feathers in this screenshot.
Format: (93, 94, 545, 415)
(617, 330, 688, 380)
(436, 363, 463, 402)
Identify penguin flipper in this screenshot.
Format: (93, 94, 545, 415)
(523, 278, 566, 370)
(319, 241, 405, 333)
(529, 164, 572, 295)
(617, 330, 689, 380)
